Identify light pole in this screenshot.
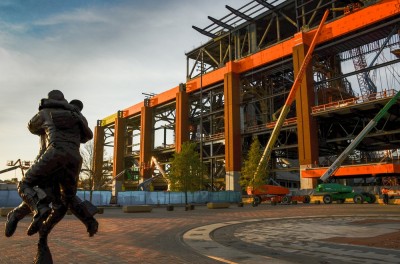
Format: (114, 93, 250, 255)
(199, 49, 204, 190)
(200, 50, 204, 158)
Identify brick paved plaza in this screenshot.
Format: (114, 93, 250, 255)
(1, 203, 400, 263)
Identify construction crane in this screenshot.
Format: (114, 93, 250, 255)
(320, 89, 400, 182)
(350, 24, 398, 98)
(103, 156, 170, 191)
(332, 1, 379, 97)
(0, 159, 29, 177)
(252, 9, 330, 181)
(137, 157, 170, 191)
(102, 169, 125, 188)
(350, 46, 377, 96)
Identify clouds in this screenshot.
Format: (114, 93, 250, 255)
(33, 8, 110, 27)
(0, 0, 245, 180)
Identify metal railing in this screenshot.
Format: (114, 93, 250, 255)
(312, 89, 396, 114)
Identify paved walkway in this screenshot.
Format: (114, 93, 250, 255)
(1, 203, 400, 263)
(184, 215, 400, 264)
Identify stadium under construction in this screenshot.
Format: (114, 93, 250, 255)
(92, 0, 400, 194)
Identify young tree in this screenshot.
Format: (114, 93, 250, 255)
(168, 142, 206, 204)
(240, 136, 269, 191)
(80, 140, 111, 192)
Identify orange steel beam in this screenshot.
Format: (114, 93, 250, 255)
(100, 0, 398, 126)
(145, 86, 179, 107)
(104, 86, 179, 126)
(302, 163, 400, 178)
(123, 102, 143, 119)
(237, 0, 398, 74)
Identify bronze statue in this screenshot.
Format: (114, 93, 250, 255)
(5, 90, 98, 263)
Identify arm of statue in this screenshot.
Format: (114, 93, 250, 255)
(72, 112, 93, 143)
(39, 98, 72, 110)
(28, 112, 45, 136)
(35, 134, 47, 161)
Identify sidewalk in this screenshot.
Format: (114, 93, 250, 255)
(1, 203, 399, 263)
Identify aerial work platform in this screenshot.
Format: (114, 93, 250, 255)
(302, 163, 400, 178)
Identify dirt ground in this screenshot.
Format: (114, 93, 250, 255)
(324, 219, 400, 249)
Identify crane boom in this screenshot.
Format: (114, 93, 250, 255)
(253, 9, 330, 180)
(136, 157, 171, 191)
(0, 159, 26, 176)
(151, 156, 171, 190)
(320, 90, 400, 182)
(0, 165, 20, 174)
(102, 169, 126, 187)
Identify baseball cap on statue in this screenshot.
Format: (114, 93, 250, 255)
(48, 90, 65, 101)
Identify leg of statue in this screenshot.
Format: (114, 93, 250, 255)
(33, 235, 53, 264)
(39, 201, 68, 237)
(60, 160, 99, 237)
(69, 196, 99, 237)
(18, 182, 51, 236)
(4, 202, 31, 237)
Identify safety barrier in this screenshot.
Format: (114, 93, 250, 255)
(0, 190, 22, 207)
(0, 190, 241, 207)
(117, 191, 242, 205)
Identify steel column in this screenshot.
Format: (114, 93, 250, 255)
(140, 105, 153, 180)
(224, 63, 241, 191)
(113, 111, 126, 197)
(92, 121, 105, 190)
(293, 32, 319, 189)
(175, 85, 189, 152)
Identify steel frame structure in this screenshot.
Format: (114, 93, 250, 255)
(93, 0, 400, 193)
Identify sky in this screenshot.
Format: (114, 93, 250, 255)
(0, 0, 245, 180)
